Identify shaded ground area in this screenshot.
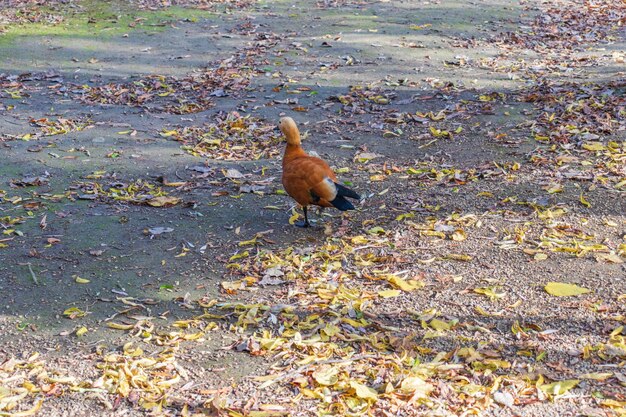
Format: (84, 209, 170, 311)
(0, 0, 625, 416)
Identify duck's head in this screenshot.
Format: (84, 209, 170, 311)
(279, 117, 301, 146)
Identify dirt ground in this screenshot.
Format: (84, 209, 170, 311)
(0, 0, 625, 416)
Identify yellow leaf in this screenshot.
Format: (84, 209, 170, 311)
(2, 399, 43, 416)
(106, 322, 135, 330)
(350, 381, 378, 401)
(579, 193, 591, 208)
(429, 318, 451, 331)
(351, 235, 369, 245)
(610, 326, 623, 337)
(385, 274, 424, 292)
(475, 306, 492, 316)
(473, 286, 505, 301)
(161, 180, 186, 187)
(367, 226, 386, 235)
(378, 289, 401, 298)
(582, 142, 605, 151)
(75, 326, 88, 337)
(395, 212, 415, 221)
(544, 184, 563, 194)
(451, 229, 466, 241)
(157, 375, 181, 388)
(288, 210, 300, 225)
(312, 366, 339, 386)
(147, 196, 181, 207)
(534, 253, 548, 261)
(578, 372, 612, 381)
(544, 282, 590, 297)
(175, 247, 189, 257)
(74, 275, 90, 284)
(539, 379, 579, 397)
(238, 237, 258, 247)
(601, 399, 626, 409)
(429, 126, 451, 138)
(400, 376, 433, 397)
(444, 253, 472, 262)
(321, 323, 340, 338)
(229, 251, 249, 261)
(63, 307, 86, 318)
(160, 129, 178, 137)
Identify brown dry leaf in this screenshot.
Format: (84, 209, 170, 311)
(595, 253, 623, 264)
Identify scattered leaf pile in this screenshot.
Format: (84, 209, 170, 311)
(70, 174, 182, 207)
(78, 71, 232, 114)
(28, 117, 93, 138)
(200, 229, 626, 415)
(0, 352, 75, 416)
(497, 1, 626, 52)
(162, 112, 283, 160)
(523, 81, 625, 144)
(331, 84, 396, 114)
(90, 343, 188, 411)
(0, 0, 625, 416)
(130, 0, 255, 10)
(75, 32, 283, 114)
(0, 1, 67, 26)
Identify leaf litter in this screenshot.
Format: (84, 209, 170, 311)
(1, 0, 625, 416)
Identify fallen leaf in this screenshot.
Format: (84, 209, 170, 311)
(579, 193, 591, 208)
(74, 275, 90, 284)
(539, 379, 579, 397)
(224, 169, 244, 179)
(400, 376, 433, 397)
(147, 196, 181, 207)
(350, 381, 378, 401)
(544, 282, 590, 297)
(63, 307, 87, 319)
(378, 289, 401, 298)
(493, 391, 514, 408)
(312, 366, 339, 386)
(147, 227, 174, 236)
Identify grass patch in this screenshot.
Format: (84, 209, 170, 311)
(0, 0, 214, 46)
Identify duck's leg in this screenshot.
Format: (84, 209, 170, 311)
(295, 206, 311, 228)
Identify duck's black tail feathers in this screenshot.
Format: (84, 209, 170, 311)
(330, 182, 361, 211)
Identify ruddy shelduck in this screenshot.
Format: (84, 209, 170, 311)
(279, 117, 360, 227)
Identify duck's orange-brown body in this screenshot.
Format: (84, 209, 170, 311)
(283, 145, 338, 208)
(279, 117, 360, 227)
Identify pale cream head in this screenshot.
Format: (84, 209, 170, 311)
(279, 117, 301, 146)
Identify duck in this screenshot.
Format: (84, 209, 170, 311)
(279, 116, 360, 227)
